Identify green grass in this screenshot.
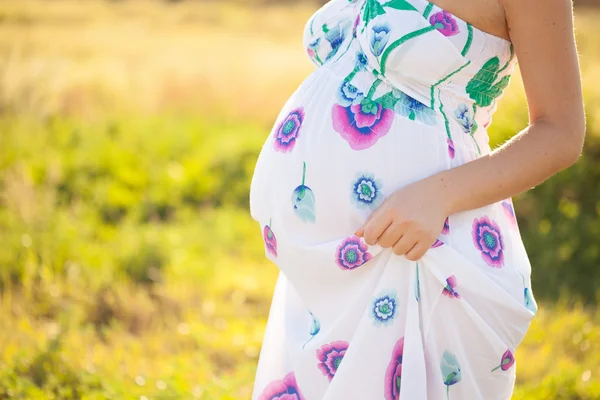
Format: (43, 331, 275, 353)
(0, 1, 599, 399)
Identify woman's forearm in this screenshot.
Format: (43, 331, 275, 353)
(432, 119, 585, 216)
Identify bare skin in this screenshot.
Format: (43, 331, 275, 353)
(355, 0, 586, 261)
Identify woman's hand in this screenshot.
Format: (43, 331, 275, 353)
(354, 177, 452, 261)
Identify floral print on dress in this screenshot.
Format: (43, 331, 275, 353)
(336, 235, 373, 270)
(502, 199, 518, 229)
(442, 217, 450, 235)
(392, 89, 437, 125)
(431, 239, 444, 248)
(258, 371, 306, 400)
(491, 349, 515, 372)
(519, 271, 537, 314)
(371, 289, 397, 327)
(356, 49, 369, 70)
(384, 337, 404, 400)
(447, 138, 456, 159)
(524, 287, 536, 313)
(352, 13, 361, 38)
(332, 99, 395, 151)
(467, 56, 512, 109)
(472, 216, 505, 267)
(440, 350, 462, 400)
(370, 21, 391, 56)
(307, 38, 322, 65)
(442, 275, 461, 299)
(454, 104, 474, 134)
(338, 81, 365, 107)
(291, 161, 316, 223)
(263, 219, 278, 257)
(323, 20, 352, 62)
(273, 108, 305, 153)
(429, 11, 460, 37)
(316, 340, 349, 381)
(303, 311, 321, 349)
(415, 262, 421, 301)
(351, 171, 384, 210)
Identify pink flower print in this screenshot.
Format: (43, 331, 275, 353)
(447, 138, 455, 159)
(502, 199, 518, 229)
(442, 217, 450, 235)
(442, 275, 461, 299)
(335, 235, 373, 270)
(273, 108, 305, 152)
(352, 13, 360, 38)
(472, 216, 504, 267)
(429, 11, 460, 37)
(384, 337, 404, 400)
(431, 239, 444, 248)
(316, 341, 349, 381)
(258, 371, 306, 400)
(332, 100, 394, 151)
(491, 349, 515, 372)
(263, 221, 278, 257)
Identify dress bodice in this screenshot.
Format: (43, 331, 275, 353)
(302, 0, 517, 159)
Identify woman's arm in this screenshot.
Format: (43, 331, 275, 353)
(440, 0, 585, 215)
(355, 0, 585, 261)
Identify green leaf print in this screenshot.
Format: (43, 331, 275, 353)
(360, 98, 380, 115)
(297, 187, 306, 200)
(374, 92, 399, 110)
(487, 75, 511, 99)
(382, 0, 418, 11)
(362, 0, 418, 31)
(466, 56, 512, 108)
(362, 0, 386, 28)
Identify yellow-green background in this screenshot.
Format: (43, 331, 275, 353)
(0, 1, 599, 399)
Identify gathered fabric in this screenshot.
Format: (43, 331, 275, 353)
(249, 1, 537, 399)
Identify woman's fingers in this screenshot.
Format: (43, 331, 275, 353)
(362, 213, 392, 245)
(378, 222, 404, 248)
(354, 208, 377, 237)
(391, 234, 415, 256)
(405, 241, 429, 262)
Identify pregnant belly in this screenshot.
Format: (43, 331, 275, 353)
(249, 69, 452, 244)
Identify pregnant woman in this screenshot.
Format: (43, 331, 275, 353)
(249, 0, 585, 398)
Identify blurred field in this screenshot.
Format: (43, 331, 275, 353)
(0, 0, 599, 399)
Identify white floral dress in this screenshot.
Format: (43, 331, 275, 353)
(248, 0, 538, 399)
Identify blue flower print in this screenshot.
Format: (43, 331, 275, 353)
(440, 350, 462, 399)
(309, 37, 321, 50)
(519, 271, 537, 314)
(371, 289, 398, 327)
(355, 49, 369, 71)
(302, 311, 321, 349)
(323, 21, 351, 62)
(524, 287, 537, 313)
(307, 37, 323, 65)
(291, 161, 316, 223)
(337, 81, 364, 107)
(392, 89, 437, 125)
(370, 22, 391, 57)
(350, 171, 384, 210)
(454, 103, 474, 133)
(414, 262, 421, 302)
